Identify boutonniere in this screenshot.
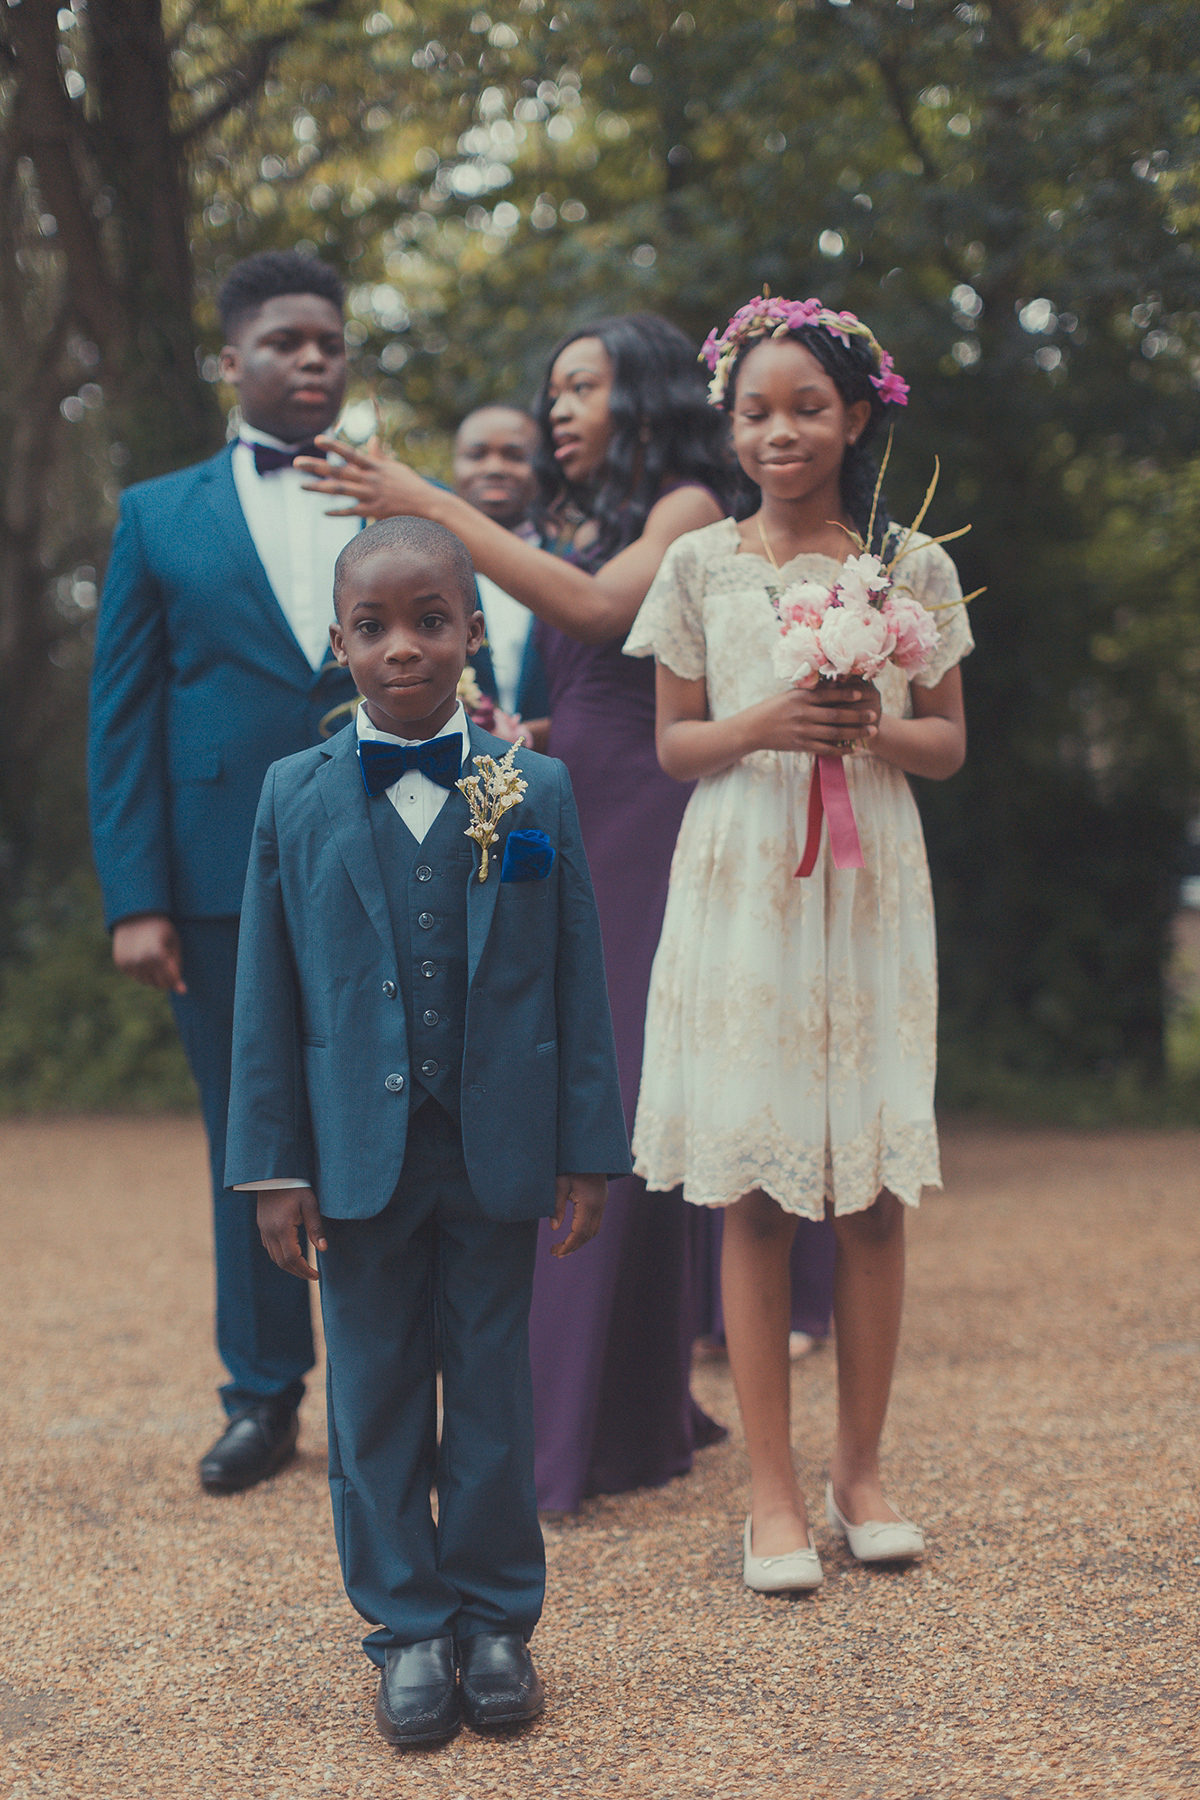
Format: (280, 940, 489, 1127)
(456, 744, 528, 883)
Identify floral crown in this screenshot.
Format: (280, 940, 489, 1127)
(700, 293, 910, 411)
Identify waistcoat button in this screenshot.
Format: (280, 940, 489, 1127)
(382, 980, 397, 999)
(420, 960, 437, 978)
(423, 1009, 439, 1026)
(418, 911, 435, 929)
(420, 1059, 439, 1077)
(415, 865, 433, 882)
(384, 1073, 405, 1093)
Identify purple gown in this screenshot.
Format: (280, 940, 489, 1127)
(529, 622, 725, 1511)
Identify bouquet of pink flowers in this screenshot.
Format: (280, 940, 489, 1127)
(769, 446, 978, 877)
(771, 550, 939, 691)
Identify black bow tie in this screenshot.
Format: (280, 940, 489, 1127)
(244, 439, 320, 475)
(357, 733, 464, 798)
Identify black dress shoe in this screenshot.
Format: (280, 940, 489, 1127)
(375, 1637, 460, 1748)
(197, 1399, 298, 1494)
(457, 1632, 544, 1731)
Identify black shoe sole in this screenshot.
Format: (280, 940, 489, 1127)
(198, 1439, 297, 1495)
(377, 1719, 462, 1749)
(461, 1700, 545, 1732)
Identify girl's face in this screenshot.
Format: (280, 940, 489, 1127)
(546, 336, 615, 485)
(730, 338, 871, 505)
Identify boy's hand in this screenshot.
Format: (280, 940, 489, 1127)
(550, 1174, 607, 1258)
(257, 1187, 327, 1282)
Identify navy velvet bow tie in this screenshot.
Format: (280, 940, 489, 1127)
(357, 734, 463, 797)
(244, 439, 320, 475)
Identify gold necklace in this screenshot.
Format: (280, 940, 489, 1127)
(756, 513, 783, 572)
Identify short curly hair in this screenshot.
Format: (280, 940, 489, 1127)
(217, 250, 344, 340)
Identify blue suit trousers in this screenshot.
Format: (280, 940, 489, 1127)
(319, 1101, 544, 1662)
(170, 918, 316, 1415)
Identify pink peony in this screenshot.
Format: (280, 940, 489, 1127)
(778, 578, 834, 627)
(772, 619, 826, 688)
(882, 591, 938, 672)
(817, 599, 894, 678)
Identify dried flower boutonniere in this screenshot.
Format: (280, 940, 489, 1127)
(456, 744, 528, 882)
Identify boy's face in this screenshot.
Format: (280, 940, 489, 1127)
(219, 294, 347, 444)
(330, 548, 485, 741)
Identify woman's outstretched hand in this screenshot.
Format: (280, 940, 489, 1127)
(749, 679, 882, 759)
(296, 437, 433, 520)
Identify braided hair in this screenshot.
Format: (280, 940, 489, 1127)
(531, 313, 736, 573)
(724, 325, 894, 554)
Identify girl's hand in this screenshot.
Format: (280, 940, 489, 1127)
(749, 679, 881, 758)
(296, 437, 432, 519)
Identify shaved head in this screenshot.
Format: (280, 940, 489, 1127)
(333, 516, 476, 616)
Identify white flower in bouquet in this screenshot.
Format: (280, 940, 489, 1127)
(817, 599, 895, 679)
(772, 618, 826, 688)
(837, 552, 891, 609)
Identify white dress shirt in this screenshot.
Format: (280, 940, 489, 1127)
(232, 424, 361, 670)
(236, 702, 470, 1193)
(475, 573, 534, 714)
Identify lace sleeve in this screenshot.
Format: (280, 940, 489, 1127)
(898, 536, 975, 689)
(623, 531, 708, 681)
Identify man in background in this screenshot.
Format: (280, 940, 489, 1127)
(453, 405, 549, 725)
(88, 251, 359, 1495)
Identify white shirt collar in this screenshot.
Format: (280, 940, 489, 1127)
(238, 422, 310, 451)
(355, 699, 470, 757)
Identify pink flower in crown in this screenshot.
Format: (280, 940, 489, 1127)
(700, 328, 720, 371)
(870, 352, 910, 406)
(882, 591, 938, 672)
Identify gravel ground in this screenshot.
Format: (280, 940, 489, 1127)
(1, 1116, 1198, 1800)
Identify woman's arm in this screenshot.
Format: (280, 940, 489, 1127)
(868, 667, 966, 780)
(655, 665, 883, 783)
(297, 441, 723, 645)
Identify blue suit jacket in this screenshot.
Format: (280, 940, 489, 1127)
(87, 444, 358, 925)
(223, 720, 632, 1223)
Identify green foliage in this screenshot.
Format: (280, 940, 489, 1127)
(0, 873, 195, 1114)
(4, 0, 1200, 1112)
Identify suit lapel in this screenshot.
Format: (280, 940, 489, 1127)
(317, 727, 397, 962)
(465, 720, 526, 986)
(195, 445, 327, 692)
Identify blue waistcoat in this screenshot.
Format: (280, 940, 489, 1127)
(368, 791, 471, 1121)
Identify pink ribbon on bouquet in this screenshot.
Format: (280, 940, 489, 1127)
(795, 756, 865, 878)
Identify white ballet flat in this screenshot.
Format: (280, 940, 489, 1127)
(742, 1516, 823, 1593)
(825, 1481, 925, 1562)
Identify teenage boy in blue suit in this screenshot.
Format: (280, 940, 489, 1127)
(88, 253, 361, 1494)
(224, 515, 630, 1746)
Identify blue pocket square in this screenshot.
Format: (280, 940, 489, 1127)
(501, 829, 555, 883)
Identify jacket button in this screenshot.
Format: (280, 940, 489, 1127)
(382, 980, 397, 998)
(415, 865, 433, 882)
(420, 1059, 439, 1077)
(418, 911, 435, 929)
(420, 960, 437, 978)
(384, 1073, 405, 1093)
(423, 1009, 439, 1026)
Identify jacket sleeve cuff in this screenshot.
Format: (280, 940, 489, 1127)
(233, 1178, 312, 1191)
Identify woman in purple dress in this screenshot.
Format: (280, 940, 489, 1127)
(298, 314, 734, 1510)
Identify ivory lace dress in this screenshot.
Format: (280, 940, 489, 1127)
(624, 516, 972, 1219)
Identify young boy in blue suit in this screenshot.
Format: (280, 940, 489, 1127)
(225, 515, 630, 1747)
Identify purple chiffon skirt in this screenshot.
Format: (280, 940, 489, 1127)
(529, 626, 725, 1511)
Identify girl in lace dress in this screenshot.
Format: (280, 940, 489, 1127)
(625, 296, 972, 1591)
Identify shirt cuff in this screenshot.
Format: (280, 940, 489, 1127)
(233, 1178, 312, 1191)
